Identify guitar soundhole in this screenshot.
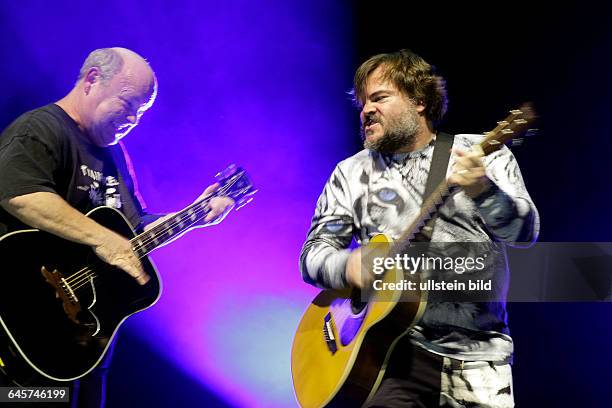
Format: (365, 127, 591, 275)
(350, 289, 367, 314)
(351, 300, 367, 314)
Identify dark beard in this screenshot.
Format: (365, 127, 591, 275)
(362, 112, 421, 153)
(363, 128, 417, 153)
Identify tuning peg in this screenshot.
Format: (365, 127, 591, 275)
(235, 192, 257, 210)
(525, 128, 538, 137)
(511, 138, 524, 147)
(215, 164, 238, 183)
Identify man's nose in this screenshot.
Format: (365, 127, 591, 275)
(126, 114, 139, 125)
(361, 102, 375, 122)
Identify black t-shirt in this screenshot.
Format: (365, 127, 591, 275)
(0, 104, 148, 236)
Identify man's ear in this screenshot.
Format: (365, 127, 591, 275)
(416, 101, 426, 113)
(83, 67, 101, 95)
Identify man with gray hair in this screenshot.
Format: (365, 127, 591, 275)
(0, 47, 233, 407)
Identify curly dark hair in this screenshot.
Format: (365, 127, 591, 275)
(352, 49, 448, 125)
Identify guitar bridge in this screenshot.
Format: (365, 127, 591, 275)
(41, 266, 82, 324)
(323, 313, 338, 354)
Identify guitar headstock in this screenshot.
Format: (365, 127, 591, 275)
(215, 164, 257, 210)
(479, 103, 537, 156)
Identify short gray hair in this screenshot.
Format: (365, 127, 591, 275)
(77, 48, 124, 82)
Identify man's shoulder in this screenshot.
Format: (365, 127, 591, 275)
(1, 104, 72, 149)
(452, 133, 486, 149)
(336, 149, 372, 173)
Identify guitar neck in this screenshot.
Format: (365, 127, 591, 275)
(388, 104, 535, 256)
(130, 195, 216, 257)
(126, 165, 256, 258)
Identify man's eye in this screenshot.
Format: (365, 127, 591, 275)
(119, 99, 132, 110)
(373, 96, 387, 102)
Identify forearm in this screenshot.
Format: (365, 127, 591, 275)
(1, 192, 151, 285)
(300, 164, 357, 289)
(300, 240, 352, 289)
(142, 192, 234, 232)
(474, 183, 538, 244)
(474, 145, 540, 245)
(0, 192, 111, 247)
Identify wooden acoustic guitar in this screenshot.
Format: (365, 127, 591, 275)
(0, 165, 256, 385)
(291, 105, 536, 407)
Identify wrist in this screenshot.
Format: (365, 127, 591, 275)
(466, 177, 493, 200)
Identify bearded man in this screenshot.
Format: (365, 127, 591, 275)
(300, 49, 539, 407)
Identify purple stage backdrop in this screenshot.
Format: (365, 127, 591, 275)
(1, 1, 356, 406)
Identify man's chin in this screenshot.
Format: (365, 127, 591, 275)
(364, 131, 380, 144)
(364, 134, 383, 150)
(365, 132, 416, 153)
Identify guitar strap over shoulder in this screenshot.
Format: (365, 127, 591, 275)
(423, 132, 454, 200)
(108, 143, 148, 231)
(417, 132, 454, 242)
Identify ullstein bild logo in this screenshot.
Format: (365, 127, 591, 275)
(371, 278, 492, 292)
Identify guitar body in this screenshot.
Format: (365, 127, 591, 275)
(0, 164, 256, 386)
(0, 206, 161, 385)
(291, 235, 427, 407)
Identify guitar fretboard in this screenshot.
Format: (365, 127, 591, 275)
(388, 105, 535, 257)
(131, 197, 214, 258)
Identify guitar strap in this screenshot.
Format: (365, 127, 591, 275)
(417, 131, 454, 241)
(108, 143, 150, 232)
(352, 133, 455, 310)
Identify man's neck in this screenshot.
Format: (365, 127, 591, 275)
(395, 122, 436, 153)
(55, 90, 85, 133)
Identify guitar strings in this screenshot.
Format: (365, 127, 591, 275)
(65, 173, 246, 292)
(128, 174, 243, 253)
(65, 187, 222, 290)
(63, 174, 246, 292)
(66, 202, 213, 292)
(66, 174, 240, 287)
(63, 191, 215, 287)
(64, 175, 246, 292)
(131, 179, 237, 252)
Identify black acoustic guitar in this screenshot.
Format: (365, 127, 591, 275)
(0, 165, 256, 385)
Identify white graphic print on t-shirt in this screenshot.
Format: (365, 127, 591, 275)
(77, 164, 122, 209)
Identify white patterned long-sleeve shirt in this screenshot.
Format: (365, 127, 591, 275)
(300, 134, 539, 361)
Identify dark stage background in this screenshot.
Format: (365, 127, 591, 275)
(354, 1, 612, 407)
(1, 0, 611, 407)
